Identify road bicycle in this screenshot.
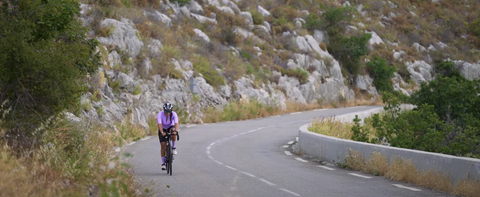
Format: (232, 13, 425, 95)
(164, 130, 179, 176)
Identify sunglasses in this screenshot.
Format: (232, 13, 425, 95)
(164, 110, 172, 113)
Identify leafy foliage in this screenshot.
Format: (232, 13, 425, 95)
(468, 17, 480, 46)
(249, 9, 264, 25)
(351, 115, 369, 142)
(0, 0, 101, 143)
(304, 13, 322, 32)
(367, 57, 396, 92)
(192, 56, 225, 88)
(321, 6, 371, 75)
(329, 33, 372, 75)
(364, 62, 480, 158)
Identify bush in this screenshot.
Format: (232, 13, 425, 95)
(250, 10, 264, 25)
(366, 57, 396, 92)
(192, 56, 225, 88)
(304, 13, 322, 32)
(282, 68, 309, 84)
(329, 33, 372, 75)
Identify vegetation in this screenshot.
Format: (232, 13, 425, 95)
(312, 61, 480, 159)
(319, 6, 372, 76)
(343, 150, 479, 197)
(0, 0, 101, 146)
(192, 56, 225, 88)
(0, 0, 141, 196)
(366, 57, 396, 92)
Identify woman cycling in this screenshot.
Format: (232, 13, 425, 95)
(157, 102, 179, 170)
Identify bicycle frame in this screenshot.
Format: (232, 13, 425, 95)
(164, 132, 174, 176)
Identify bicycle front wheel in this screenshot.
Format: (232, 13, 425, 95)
(166, 143, 171, 175)
(168, 143, 173, 176)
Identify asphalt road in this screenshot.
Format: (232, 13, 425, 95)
(126, 106, 452, 197)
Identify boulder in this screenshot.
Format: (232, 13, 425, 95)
(456, 61, 480, 80)
(407, 61, 433, 84)
(187, 0, 203, 14)
(257, 5, 270, 17)
(97, 18, 144, 57)
(355, 75, 378, 95)
(193, 28, 211, 43)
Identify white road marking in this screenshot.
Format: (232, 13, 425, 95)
(259, 179, 276, 186)
(271, 115, 280, 117)
(186, 125, 196, 128)
(241, 171, 256, 177)
(393, 184, 422, 191)
(295, 158, 308, 162)
(317, 165, 335, 171)
(280, 188, 301, 196)
(225, 165, 237, 171)
(314, 109, 326, 111)
(204, 126, 302, 197)
(349, 173, 372, 179)
(287, 141, 294, 145)
(290, 112, 301, 115)
(127, 141, 136, 146)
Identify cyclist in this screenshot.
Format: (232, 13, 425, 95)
(157, 102, 179, 170)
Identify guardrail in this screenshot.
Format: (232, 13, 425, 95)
(297, 108, 480, 183)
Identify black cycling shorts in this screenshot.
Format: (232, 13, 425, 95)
(158, 126, 175, 143)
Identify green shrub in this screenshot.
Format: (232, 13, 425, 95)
(250, 10, 264, 25)
(282, 68, 309, 84)
(351, 115, 369, 142)
(193, 56, 225, 88)
(366, 57, 396, 93)
(329, 33, 372, 75)
(305, 13, 322, 31)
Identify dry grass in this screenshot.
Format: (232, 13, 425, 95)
(116, 114, 148, 143)
(344, 150, 480, 197)
(385, 156, 419, 183)
(453, 179, 480, 197)
(309, 118, 354, 139)
(0, 117, 142, 197)
(202, 97, 383, 124)
(364, 152, 389, 176)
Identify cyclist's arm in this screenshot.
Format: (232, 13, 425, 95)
(158, 123, 165, 135)
(174, 123, 178, 132)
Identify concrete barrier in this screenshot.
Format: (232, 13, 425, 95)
(297, 107, 480, 183)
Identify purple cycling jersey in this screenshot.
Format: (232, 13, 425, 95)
(157, 111, 178, 129)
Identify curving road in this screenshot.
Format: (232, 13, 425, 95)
(126, 106, 452, 197)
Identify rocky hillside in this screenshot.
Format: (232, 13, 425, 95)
(76, 0, 480, 130)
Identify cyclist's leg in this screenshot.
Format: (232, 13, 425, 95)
(159, 129, 167, 165)
(169, 126, 177, 148)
